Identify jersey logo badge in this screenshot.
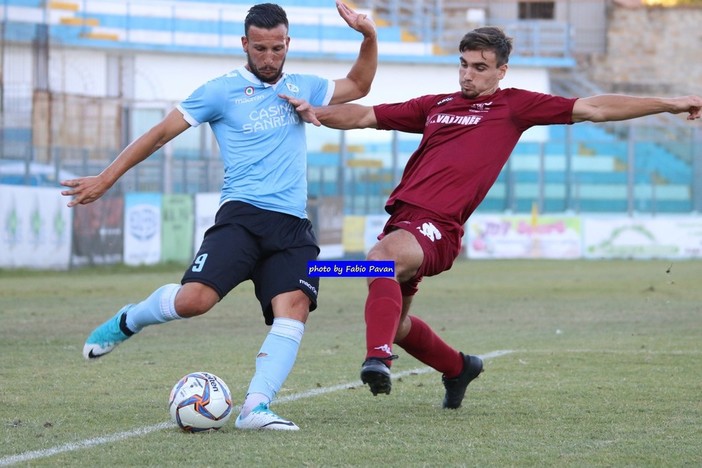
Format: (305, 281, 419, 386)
(417, 222, 442, 242)
(469, 101, 492, 112)
(286, 83, 300, 94)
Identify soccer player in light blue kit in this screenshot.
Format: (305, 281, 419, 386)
(60, 1, 377, 430)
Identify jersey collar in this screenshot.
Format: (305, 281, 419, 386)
(238, 66, 287, 88)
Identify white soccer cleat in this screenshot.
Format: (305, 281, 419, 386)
(234, 403, 299, 431)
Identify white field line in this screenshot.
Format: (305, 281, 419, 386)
(0, 350, 514, 466)
(277, 349, 514, 403)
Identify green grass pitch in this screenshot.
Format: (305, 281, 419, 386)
(1, 259, 701, 466)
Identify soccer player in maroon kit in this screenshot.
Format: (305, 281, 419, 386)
(285, 26, 702, 408)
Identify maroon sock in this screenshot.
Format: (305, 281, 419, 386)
(364, 278, 402, 365)
(396, 315, 463, 377)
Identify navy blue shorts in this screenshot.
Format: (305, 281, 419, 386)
(181, 201, 320, 325)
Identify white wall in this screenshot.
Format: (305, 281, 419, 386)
(47, 48, 108, 96)
(23, 42, 549, 106)
(6, 44, 551, 151)
(110, 51, 550, 150)
(127, 53, 549, 104)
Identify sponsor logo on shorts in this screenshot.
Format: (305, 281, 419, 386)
(299, 279, 318, 297)
(417, 222, 442, 242)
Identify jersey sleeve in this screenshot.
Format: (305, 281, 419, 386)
(506, 88, 577, 128)
(373, 95, 441, 134)
(317, 79, 335, 106)
(297, 76, 334, 107)
(177, 77, 228, 127)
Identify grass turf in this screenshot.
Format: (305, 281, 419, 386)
(1, 259, 700, 466)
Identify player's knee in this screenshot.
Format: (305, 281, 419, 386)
(175, 284, 219, 317)
(366, 248, 392, 262)
(271, 290, 311, 323)
(175, 298, 212, 317)
(394, 316, 412, 343)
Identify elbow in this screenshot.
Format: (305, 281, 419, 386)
(587, 111, 608, 123)
(349, 80, 372, 100)
(347, 71, 375, 100)
(152, 134, 170, 151)
(575, 110, 604, 124)
(357, 83, 372, 99)
(332, 86, 371, 105)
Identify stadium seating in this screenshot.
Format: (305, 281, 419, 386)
(2, 0, 435, 59)
(306, 123, 693, 215)
(1, 0, 694, 214)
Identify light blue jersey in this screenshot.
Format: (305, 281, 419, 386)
(177, 67, 334, 218)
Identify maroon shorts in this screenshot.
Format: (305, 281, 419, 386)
(379, 203, 464, 296)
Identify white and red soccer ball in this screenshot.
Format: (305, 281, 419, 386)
(168, 372, 233, 432)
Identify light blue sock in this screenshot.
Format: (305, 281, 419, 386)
(124, 283, 182, 333)
(243, 318, 305, 410)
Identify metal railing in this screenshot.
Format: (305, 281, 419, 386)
(4, 120, 700, 216)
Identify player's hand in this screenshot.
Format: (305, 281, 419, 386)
(336, 0, 376, 39)
(60, 175, 112, 207)
(671, 95, 702, 121)
(280, 94, 321, 126)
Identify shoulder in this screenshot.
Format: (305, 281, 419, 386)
(500, 87, 575, 107)
(195, 71, 242, 95)
(374, 93, 460, 116)
(283, 73, 329, 87)
(499, 88, 540, 98)
(209, 69, 241, 83)
(501, 87, 570, 102)
(406, 93, 461, 110)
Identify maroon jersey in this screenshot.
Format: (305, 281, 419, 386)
(373, 88, 577, 226)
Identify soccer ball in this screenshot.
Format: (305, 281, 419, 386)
(168, 372, 233, 432)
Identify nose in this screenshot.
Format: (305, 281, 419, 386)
(460, 68, 473, 81)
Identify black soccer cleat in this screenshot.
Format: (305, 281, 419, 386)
(360, 356, 396, 396)
(442, 353, 484, 409)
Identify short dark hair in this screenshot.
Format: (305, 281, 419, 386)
(459, 27, 513, 67)
(244, 3, 289, 35)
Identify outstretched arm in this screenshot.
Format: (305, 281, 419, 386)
(329, 0, 377, 104)
(572, 94, 702, 123)
(60, 109, 190, 207)
(315, 103, 378, 129)
(282, 95, 377, 130)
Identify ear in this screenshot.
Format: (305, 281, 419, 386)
(498, 64, 508, 79)
(241, 36, 248, 51)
